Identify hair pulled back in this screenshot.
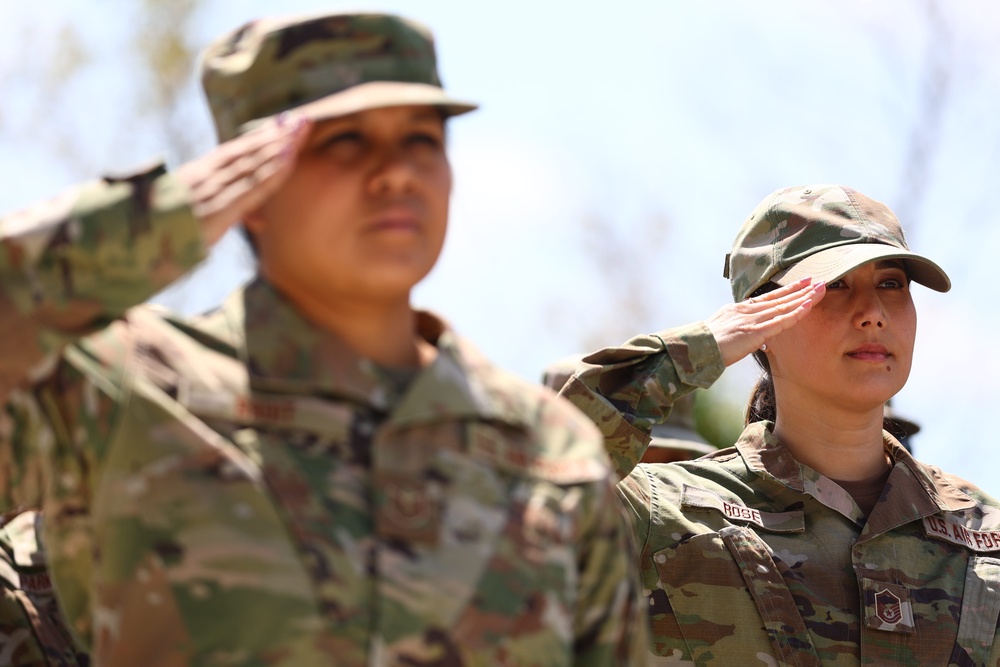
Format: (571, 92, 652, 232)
(745, 283, 779, 425)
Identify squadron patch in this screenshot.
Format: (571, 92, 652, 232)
(923, 514, 1000, 552)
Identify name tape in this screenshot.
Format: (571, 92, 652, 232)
(184, 389, 352, 440)
(681, 484, 803, 532)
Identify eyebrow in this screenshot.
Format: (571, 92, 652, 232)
(874, 259, 907, 270)
(408, 108, 446, 123)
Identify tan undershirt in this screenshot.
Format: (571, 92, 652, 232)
(833, 461, 893, 517)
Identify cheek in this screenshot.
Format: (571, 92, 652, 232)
(429, 162, 453, 212)
(897, 310, 917, 363)
(766, 315, 838, 379)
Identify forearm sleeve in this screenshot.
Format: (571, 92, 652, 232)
(559, 321, 725, 478)
(0, 164, 203, 397)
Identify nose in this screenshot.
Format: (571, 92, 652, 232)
(853, 286, 886, 329)
(367, 146, 416, 196)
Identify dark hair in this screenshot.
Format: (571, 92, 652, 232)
(745, 282, 779, 425)
(240, 225, 259, 257)
(746, 352, 776, 425)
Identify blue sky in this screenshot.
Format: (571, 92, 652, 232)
(3, 1, 1000, 490)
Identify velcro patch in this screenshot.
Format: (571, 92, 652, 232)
(862, 578, 915, 633)
(681, 485, 804, 533)
(923, 515, 1000, 552)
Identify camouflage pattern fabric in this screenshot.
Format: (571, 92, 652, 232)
(202, 12, 476, 142)
(0, 511, 86, 666)
(556, 323, 724, 480)
(540, 355, 714, 463)
(724, 184, 950, 302)
(0, 163, 202, 404)
(0, 178, 648, 666)
(559, 325, 1000, 666)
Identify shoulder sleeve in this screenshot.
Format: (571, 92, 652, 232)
(559, 321, 725, 478)
(572, 473, 650, 666)
(0, 329, 129, 648)
(0, 165, 204, 400)
(0, 389, 47, 514)
(0, 318, 128, 515)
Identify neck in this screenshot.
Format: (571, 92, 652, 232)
(771, 388, 889, 482)
(269, 277, 436, 369)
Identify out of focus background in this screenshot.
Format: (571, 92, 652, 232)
(2, 1, 998, 489)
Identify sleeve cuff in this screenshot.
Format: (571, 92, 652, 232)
(649, 321, 725, 389)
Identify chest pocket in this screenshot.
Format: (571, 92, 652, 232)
(654, 525, 820, 667)
(950, 556, 1000, 667)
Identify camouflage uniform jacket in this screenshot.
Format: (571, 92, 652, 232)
(0, 173, 648, 666)
(0, 511, 86, 666)
(561, 324, 1000, 666)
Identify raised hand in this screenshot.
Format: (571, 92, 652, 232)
(705, 278, 826, 366)
(175, 114, 313, 247)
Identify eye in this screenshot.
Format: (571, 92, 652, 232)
(406, 130, 444, 149)
(827, 279, 846, 289)
(878, 277, 906, 289)
(316, 130, 362, 150)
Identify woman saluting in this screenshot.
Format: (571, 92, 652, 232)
(560, 185, 1000, 665)
(0, 12, 646, 666)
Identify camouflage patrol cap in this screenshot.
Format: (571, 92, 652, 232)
(201, 12, 477, 142)
(724, 185, 951, 302)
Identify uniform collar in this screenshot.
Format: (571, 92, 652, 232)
(736, 421, 975, 522)
(221, 277, 527, 427)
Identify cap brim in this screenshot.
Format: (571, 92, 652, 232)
(772, 243, 951, 293)
(239, 81, 477, 134)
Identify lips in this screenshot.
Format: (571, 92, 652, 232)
(367, 204, 421, 234)
(846, 343, 891, 362)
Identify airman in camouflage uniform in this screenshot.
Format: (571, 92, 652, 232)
(0, 12, 647, 666)
(558, 185, 1000, 665)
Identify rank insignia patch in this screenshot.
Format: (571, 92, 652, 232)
(862, 579, 915, 633)
(875, 589, 902, 625)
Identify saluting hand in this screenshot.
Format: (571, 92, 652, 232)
(175, 114, 313, 247)
(705, 278, 826, 366)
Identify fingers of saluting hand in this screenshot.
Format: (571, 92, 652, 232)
(706, 278, 826, 366)
(177, 113, 313, 247)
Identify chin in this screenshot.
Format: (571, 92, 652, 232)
(352, 267, 432, 302)
(371, 255, 437, 287)
(840, 382, 906, 413)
